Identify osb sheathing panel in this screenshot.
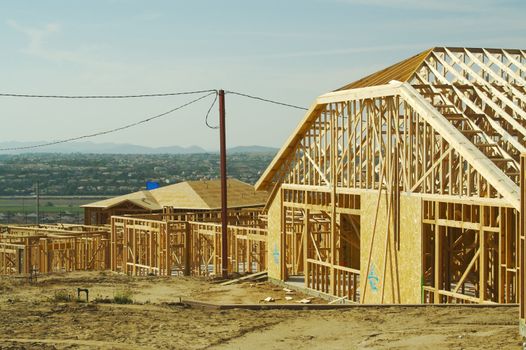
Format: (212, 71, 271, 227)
(360, 192, 422, 304)
(398, 195, 422, 303)
(267, 189, 282, 280)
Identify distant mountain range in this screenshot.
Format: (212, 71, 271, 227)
(0, 141, 278, 155)
(227, 145, 279, 154)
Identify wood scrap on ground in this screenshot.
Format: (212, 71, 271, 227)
(220, 271, 268, 286)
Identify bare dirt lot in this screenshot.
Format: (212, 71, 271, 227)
(0, 271, 522, 349)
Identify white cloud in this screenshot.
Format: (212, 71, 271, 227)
(7, 20, 95, 64)
(5, 19, 144, 80)
(7, 20, 62, 58)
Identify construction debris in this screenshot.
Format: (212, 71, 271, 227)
(220, 271, 268, 286)
(328, 296, 348, 305)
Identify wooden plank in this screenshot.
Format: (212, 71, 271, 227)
(219, 271, 268, 286)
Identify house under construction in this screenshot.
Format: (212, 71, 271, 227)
(256, 47, 526, 310)
(2, 46, 526, 333)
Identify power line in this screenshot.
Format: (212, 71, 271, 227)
(0, 89, 217, 99)
(205, 91, 219, 129)
(0, 88, 307, 110)
(225, 90, 308, 111)
(0, 92, 216, 151)
(0, 88, 308, 151)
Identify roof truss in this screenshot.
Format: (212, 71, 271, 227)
(257, 81, 520, 210)
(257, 47, 525, 210)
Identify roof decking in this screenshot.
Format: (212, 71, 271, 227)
(335, 48, 433, 91)
(83, 178, 269, 211)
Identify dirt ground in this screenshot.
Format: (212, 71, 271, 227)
(0, 271, 522, 349)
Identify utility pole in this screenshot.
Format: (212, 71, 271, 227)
(35, 181, 40, 225)
(219, 89, 228, 279)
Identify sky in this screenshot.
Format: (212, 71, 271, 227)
(0, 0, 525, 151)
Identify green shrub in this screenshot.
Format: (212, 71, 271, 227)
(93, 294, 113, 304)
(113, 290, 133, 304)
(53, 289, 72, 302)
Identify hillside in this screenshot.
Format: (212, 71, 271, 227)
(0, 152, 276, 196)
(0, 141, 279, 155)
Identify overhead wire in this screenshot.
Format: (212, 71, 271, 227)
(0, 88, 307, 151)
(225, 90, 308, 111)
(204, 91, 219, 129)
(0, 91, 217, 151)
(0, 89, 217, 99)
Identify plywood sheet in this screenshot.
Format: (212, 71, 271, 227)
(267, 189, 282, 280)
(360, 192, 422, 304)
(398, 195, 422, 303)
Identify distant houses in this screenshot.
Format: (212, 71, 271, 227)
(82, 178, 269, 225)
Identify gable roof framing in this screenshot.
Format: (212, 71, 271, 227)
(256, 46, 526, 211)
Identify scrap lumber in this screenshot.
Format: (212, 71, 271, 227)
(220, 271, 268, 286)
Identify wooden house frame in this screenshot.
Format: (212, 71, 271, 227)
(109, 209, 268, 277)
(0, 224, 110, 274)
(255, 48, 526, 313)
